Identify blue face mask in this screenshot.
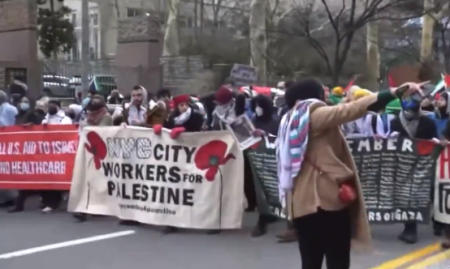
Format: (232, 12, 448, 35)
(82, 97, 91, 108)
(19, 102, 29, 111)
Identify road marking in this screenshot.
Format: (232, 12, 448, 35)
(0, 230, 135, 260)
(405, 248, 450, 269)
(369, 243, 441, 269)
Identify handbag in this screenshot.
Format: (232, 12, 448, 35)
(305, 157, 357, 204)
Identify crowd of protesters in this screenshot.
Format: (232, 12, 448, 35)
(1, 76, 449, 269)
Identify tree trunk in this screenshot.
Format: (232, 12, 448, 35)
(163, 0, 180, 56)
(50, 0, 57, 59)
(193, 0, 198, 45)
(200, 0, 204, 39)
(421, 0, 437, 61)
(366, 18, 380, 91)
(249, 0, 268, 84)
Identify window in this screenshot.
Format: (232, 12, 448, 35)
(71, 13, 77, 27)
(177, 16, 187, 28)
(127, 8, 144, 17)
(91, 13, 98, 26)
(93, 29, 98, 60)
(186, 17, 194, 28)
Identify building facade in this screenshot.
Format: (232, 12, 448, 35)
(54, 0, 249, 61)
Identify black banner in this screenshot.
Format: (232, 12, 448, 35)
(247, 136, 438, 223)
(245, 135, 284, 217)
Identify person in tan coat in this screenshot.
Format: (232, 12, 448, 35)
(279, 79, 423, 269)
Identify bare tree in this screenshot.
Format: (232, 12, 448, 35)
(250, 0, 268, 83)
(286, 0, 432, 85)
(163, 0, 181, 56)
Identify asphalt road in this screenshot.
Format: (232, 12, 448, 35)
(0, 199, 446, 269)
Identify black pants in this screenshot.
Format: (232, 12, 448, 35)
(293, 208, 351, 269)
(41, 191, 62, 209)
(14, 190, 41, 209)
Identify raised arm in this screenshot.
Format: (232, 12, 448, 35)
(310, 90, 396, 133)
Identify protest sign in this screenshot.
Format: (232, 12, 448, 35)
(245, 135, 284, 217)
(0, 125, 79, 190)
(246, 137, 437, 223)
(229, 64, 257, 86)
(434, 146, 450, 224)
(68, 127, 245, 229)
(347, 137, 436, 223)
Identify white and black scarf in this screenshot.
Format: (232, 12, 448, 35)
(213, 100, 236, 125)
(174, 107, 192, 126)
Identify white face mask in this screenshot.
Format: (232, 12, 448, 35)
(255, 106, 263, 116)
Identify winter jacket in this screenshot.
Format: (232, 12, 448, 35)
(41, 110, 72, 125)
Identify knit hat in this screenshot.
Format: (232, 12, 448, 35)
(215, 86, 233, 105)
(353, 89, 372, 100)
(331, 86, 344, 96)
(172, 94, 190, 107)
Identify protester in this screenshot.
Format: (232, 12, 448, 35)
(152, 94, 205, 233)
(421, 97, 435, 113)
(73, 95, 112, 222)
(247, 94, 280, 238)
(0, 90, 18, 127)
(211, 86, 246, 130)
(108, 90, 123, 104)
(68, 103, 83, 123)
(116, 86, 148, 126)
(428, 92, 450, 138)
(365, 108, 395, 138)
(0, 90, 19, 208)
(8, 97, 47, 213)
(342, 89, 374, 138)
(40, 99, 72, 213)
(388, 89, 439, 244)
(278, 78, 423, 269)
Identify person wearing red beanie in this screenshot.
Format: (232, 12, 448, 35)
(211, 86, 246, 130)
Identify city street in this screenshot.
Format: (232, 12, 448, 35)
(0, 200, 448, 269)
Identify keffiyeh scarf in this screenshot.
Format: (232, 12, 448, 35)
(174, 107, 192, 126)
(276, 99, 319, 203)
(213, 100, 236, 125)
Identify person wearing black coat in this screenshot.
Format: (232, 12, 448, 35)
(247, 94, 280, 238)
(163, 94, 204, 133)
(153, 94, 207, 234)
(390, 101, 438, 244)
(8, 96, 46, 213)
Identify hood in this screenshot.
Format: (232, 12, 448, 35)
(130, 86, 148, 109)
(250, 94, 273, 121)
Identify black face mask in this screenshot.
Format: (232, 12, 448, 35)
(48, 107, 58, 115)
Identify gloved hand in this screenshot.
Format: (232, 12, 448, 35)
(153, 124, 162, 135)
(170, 127, 185, 139)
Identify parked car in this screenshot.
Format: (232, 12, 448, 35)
(42, 74, 72, 98)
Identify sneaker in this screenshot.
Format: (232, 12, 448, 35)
(41, 207, 53, 213)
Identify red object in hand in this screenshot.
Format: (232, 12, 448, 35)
(170, 127, 185, 139)
(153, 124, 162, 135)
(339, 184, 356, 204)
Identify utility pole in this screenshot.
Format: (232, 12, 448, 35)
(81, 0, 90, 99)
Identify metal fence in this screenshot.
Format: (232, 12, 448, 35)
(40, 59, 115, 77)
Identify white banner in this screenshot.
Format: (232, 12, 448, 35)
(434, 147, 450, 224)
(68, 127, 245, 229)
